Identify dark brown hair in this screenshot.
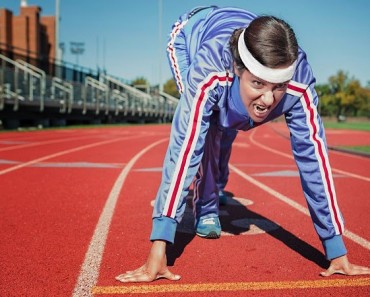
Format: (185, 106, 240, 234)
(230, 16, 298, 70)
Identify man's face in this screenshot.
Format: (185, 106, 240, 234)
(235, 67, 289, 123)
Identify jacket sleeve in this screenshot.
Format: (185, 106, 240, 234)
(150, 30, 233, 243)
(285, 59, 347, 260)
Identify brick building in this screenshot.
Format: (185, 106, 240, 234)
(0, 1, 56, 62)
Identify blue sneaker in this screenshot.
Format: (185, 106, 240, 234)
(219, 190, 227, 206)
(195, 217, 221, 239)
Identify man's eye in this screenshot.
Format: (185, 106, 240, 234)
(253, 80, 262, 86)
(276, 83, 287, 89)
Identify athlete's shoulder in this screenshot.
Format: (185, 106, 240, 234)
(197, 6, 257, 43)
(290, 47, 316, 87)
(206, 6, 257, 23)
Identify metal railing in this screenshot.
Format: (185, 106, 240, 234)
(0, 54, 178, 127)
(160, 91, 179, 119)
(51, 77, 74, 113)
(0, 54, 30, 111)
(83, 76, 108, 114)
(102, 75, 153, 117)
(15, 59, 46, 111)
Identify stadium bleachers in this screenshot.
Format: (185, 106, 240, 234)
(0, 53, 178, 129)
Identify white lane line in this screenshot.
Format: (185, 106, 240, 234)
(246, 128, 370, 250)
(0, 130, 134, 152)
(229, 164, 310, 217)
(0, 160, 125, 168)
(248, 129, 370, 182)
(330, 167, 370, 182)
(72, 138, 168, 297)
(0, 135, 142, 176)
(0, 135, 105, 152)
(229, 164, 370, 251)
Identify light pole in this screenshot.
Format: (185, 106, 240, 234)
(55, 0, 61, 61)
(55, 0, 62, 78)
(70, 42, 85, 67)
(158, 0, 163, 92)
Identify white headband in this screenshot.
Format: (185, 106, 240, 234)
(237, 29, 297, 83)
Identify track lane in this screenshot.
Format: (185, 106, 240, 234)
(0, 135, 144, 175)
(72, 138, 168, 297)
(245, 124, 370, 237)
(1, 124, 369, 296)
(97, 124, 369, 296)
(0, 128, 168, 296)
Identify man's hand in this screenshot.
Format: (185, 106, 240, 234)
(320, 255, 370, 277)
(115, 240, 181, 283)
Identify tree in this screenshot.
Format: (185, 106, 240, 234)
(316, 71, 370, 118)
(163, 78, 180, 98)
(355, 85, 370, 117)
(327, 70, 349, 117)
(345, 79, 367, 116)
(132, 77, 150, 93)
(132, 77, 149, 86)
(316, 83, 333, 116)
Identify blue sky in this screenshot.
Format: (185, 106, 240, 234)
(2, 0, 370, 87)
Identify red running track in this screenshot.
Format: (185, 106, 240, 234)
(0, 123, 369, 297)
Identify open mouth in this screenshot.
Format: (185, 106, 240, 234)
(253, 104, 269, 116)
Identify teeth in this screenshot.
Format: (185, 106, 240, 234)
(254, 105, 268, 115)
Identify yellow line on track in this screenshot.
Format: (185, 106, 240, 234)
(92, 278, 370, 294)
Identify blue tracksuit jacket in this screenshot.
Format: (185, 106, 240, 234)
(150, 6, 346, 260)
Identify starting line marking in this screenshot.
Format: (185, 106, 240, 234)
(92, 278, 370, 294)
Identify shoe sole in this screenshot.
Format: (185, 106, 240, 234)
(196, 231, 220, 239)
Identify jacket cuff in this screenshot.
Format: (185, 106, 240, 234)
(322, 235, 347, 260)
(150, 216, 177, 244)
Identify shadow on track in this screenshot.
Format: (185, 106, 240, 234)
(166, 191, 329, 269)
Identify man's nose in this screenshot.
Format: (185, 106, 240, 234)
(261, 91, 274, 106)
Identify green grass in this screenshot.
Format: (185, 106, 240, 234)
(343, 146, 370, 154)
(322, 119, 370, 155)
(323, 121, 370, 131)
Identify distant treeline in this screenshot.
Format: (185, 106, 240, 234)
(315, 70, 369, 118)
